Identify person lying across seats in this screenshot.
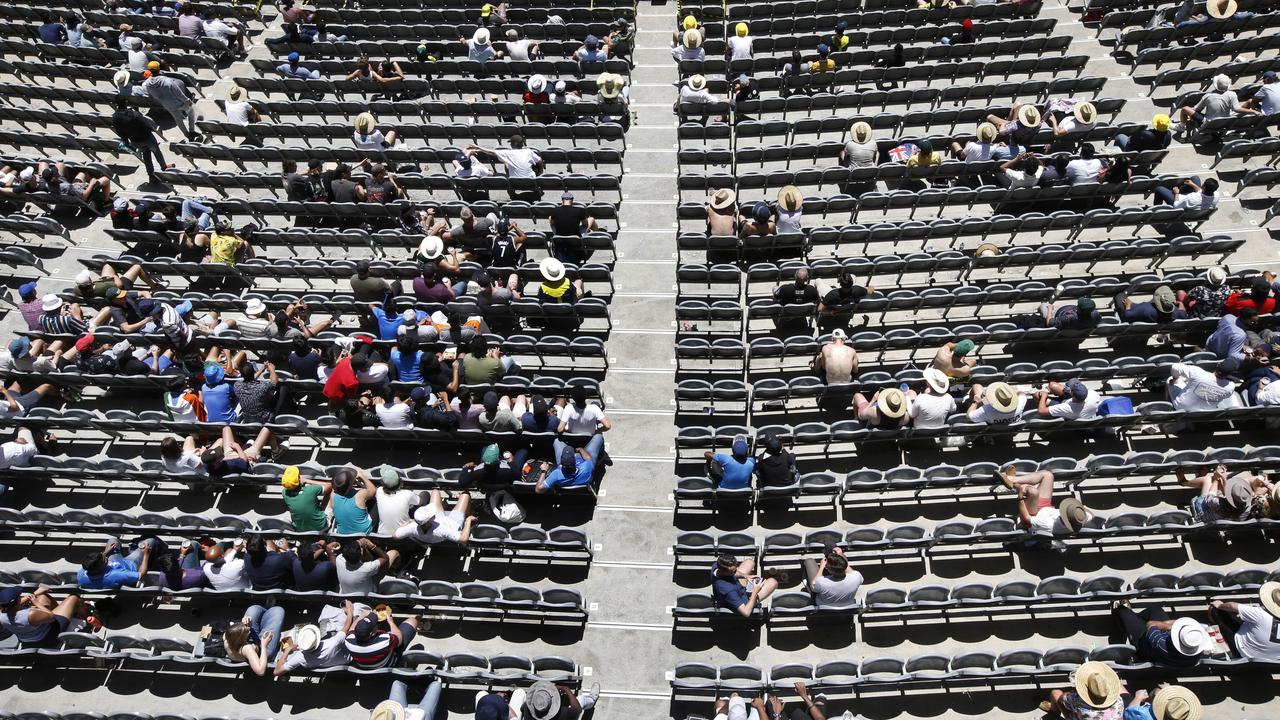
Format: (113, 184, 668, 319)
(0, 585, 91, 648)
(273, 604, 354, 677)
(998, 468, 1093, 536)
(1176, 464, 1278, 522)
(393, 489, 476, 547)
(1112, 600, 1212, 667)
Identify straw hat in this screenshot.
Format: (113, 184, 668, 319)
(294, 624, 323, 652)
(418, 236, 444, 260)
(370, 700, 406, 720)
(689, 74, 707, 91)
(1170, 617, 1212, 656)
(119, 23, 133, 32)
(598, 73, 623, 100)
(1259, 580, 1280, 618)
(113, 70, 132, 88)
(710, 188, 736, 210)
(473, 28, 491, 45)
(1058, 498, 1089, 532)
(878, 387, 907, 419)
(1073, 662, 1122, 709)
(1073, 101, 1097, 124)
(527, 74, 547, 94)
(777, 185, 803, 212)
(683, 28, 702, 49)
(354, 112, 376, 134)
(924, 367, 949, 394)
(976, 122, 997, 143)
(1017, 105, 1042, 127)
(1207, 0, 1237, 19)
(1206, 267, 1227, 286)
(524, 681, 562, 720)
(985, 382, 1019, 413)
(227, 86, 247, 103)
(1152, 685, 1202, 720)
(540, 257, 566, 282)
(975, 242, 1000, 258)
(850, 121, 872, 144)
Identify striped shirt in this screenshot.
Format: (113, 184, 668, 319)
(38, 312, 86, 335)
(344, 631, 399, 668)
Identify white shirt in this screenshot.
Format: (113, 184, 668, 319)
(1047, 388, 1101, 419)
(1056, 117, 1094, 134)
(1174, 191, 1217, 211)
(394, 515, 462, 545)
(1065, 158, 1103, 185)
(495, 147, 540, 179)
(375, 488, 421, 535)
(961, 141, 995, 161)
(166, 392, 198, 422)
(775, 208, 802, 234)
(1257, 380, 1280, 406)
(967, 396, 1027, 425)
(281, 632, 350, 671)
(506, 38, 531, 61)
(202, 550, 249, 591)
(559, 403, 606, 435)
(671, 46, 705, 61)
(356, 364, 390, 384)
(0, 440, 37, 470)
(1029, 506, 1067, 535)
(1003, 166, 1042, 189)
(1170, 363, 1239, 410)
(353, 129, 387, 150)
(225, 100, 252, 125)
(336, 558, 382, 594)
(727, 36, 752, 60)
(164, 452, 207, 476)
(1232, 604, 1280, 660)
(811, 570, 864, 607)
(843, 140, 877, 168)
(679, 86, 714, 104)
(910, 392, 957, 429)
(374, 400, 413, 428)
(127, 49, 151, 71)
(203, 19, 240, 40)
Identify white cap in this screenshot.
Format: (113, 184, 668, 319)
(401, 309, 417, 323)
(727, 697, 750, 720)
(413, 506, 437, 525)
(19, 167, 34, 181)
(830, 328, 847, 340)
(75, 270, 94, 285)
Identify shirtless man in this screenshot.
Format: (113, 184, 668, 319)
(812, 328, 858, 383)
(932, 339, 977, 379)
(706, 188, 736, 236)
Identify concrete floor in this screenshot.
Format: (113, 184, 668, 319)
(0, 0, 1279, 719)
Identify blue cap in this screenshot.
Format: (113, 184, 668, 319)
(585, 34, 599, 48)
(287, 51, 300, 63)
(175, 300, 193, 316)
(455, 153, 472, 168)
(559, 445, 578, 472)
(7, 336, 30, 358)
(18, 281, 37, 300)
(817, 43, 830, 56)
(1065, 379, 1089, 402)
(0, 587, 21, 606)
(752, 202, 772, 223)
(137, 299, 162, 317)
(1217, 356, 1243, 376)
(203, 363, 225, 386)
(732, 436, 750, 457)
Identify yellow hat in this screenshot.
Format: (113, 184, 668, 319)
(281, 466, 301, 490)
(735, 23, 748, 37)
(683, 15, 698, 30)
(480, 4, 493, 17)
(1152, 113, 1171, 132)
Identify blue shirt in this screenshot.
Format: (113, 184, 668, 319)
(38, 23, 66, 44)
(389, 348, 423, 382)
(543, 458, 595, 489)
(713, 453, 755, 490)
(202, 382, 235, 423)
(1124, 707, 1156, 720)
(711, 568, 749, 611)
(276, 63, 321, 80)
(77, 556, 139, 589)
(1206, 314, 1247, 359)
(372, 308, 429, 341)
(1119, 302, 1186, 324)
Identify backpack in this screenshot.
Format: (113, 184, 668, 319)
(487, 489, 526, 524)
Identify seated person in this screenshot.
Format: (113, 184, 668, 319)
(1208, 583, 1280, 661)
(803, 546, 863, 607)
(534, 435, 604, 493)
(710, 553, 781, 617)
(393, 489, 474, 547)
(1115, 286, 1186, 323)
(966, 381, 1025, 425)
(0, 585, 90, 648)
(273, 606, 354, 676)
(78, 536, 160, 589)
(703, 435, 755, 490)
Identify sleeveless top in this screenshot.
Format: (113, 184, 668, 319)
(332, 492, 372, 534)
(0, 608, 51, 644)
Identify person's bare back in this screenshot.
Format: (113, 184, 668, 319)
(820, 342, 857, 383)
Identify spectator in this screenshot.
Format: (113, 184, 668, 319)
(1115, 285, 1186, 323)
(469, 136, 543, 200)
(337, 538, 393, 594)
(38, 12, 67, 44)
(967, 381, 1026, 424)
(201, 543, 247, 591)
(222, 86, 259, 127)
(678, 73, 714, 112)
(1176, 465, 1270, 523)
(999, 469, 1092, 535)
(1113, 601, 1209, 667)
(1113, 113, 1172, 153)
(353, 113, 397, 150)
(281, 466, 332, 532)
(209, 220, 253, 266)
(1208, 583, 1280, 661)
(521, 395, 558, 433)
(727, 23, 753, 60)
(753, 432, 796, 487)
(1205, 310, 1258, 361)
(1181, 267, 1230, 318)
(998, 152, 1043, 189)
(1154, 176, 1218, 210)
(1123, 685, 1201, 720)
(840, 121, 878, 170)
(818, 273, 872, 331)
(277, 52, 321, 80)
(710, 696, 768, 720)
(706, 188, 737, 236)
(773, 267, 819, 306)
(0, 586, 88, 648)
(1168, 357, 1242, 411)
(704, 435, 755, 490)
(1172, 75, 1240, 136)
(234, 359, 281, 424)
(1036, 297, 1101, 331)
(274, 612, 354, 677)
(1040, 662, 1125, 719)
(933, 339, 977, 379)
(111, 100, 167, 181)
(1241, 70, 1279, 116)
(952, 122, 1000, 162)
(224, 604, 285, 676)
(15, 281, 42, 331)
(1049, 101, 1097, 138)
(523, 681, 600, 720)
(462, 28, 503, 62)
(671, 28, 704, 61)
(0, 428, 48, 474)
(558, 385, 610, 435)
(394, 490, 474, 546)
(910, 369, 957, 429)
(812, 328, 858, 383)
(1224, 276, 1277, 314)
(1065, 143, 1104, 185)
(160, 434, 206, 476)
(853, 386, 909, 428)
(989, 104, 1041, 156)
(549, 192, 599, 256)
(1032, 379, 1102, 419)
(905, 139, 942, 169)
(243, 535, 294, 591)
(534, 436, 604, 493)
(330, 467, 377, 535)
(711, 553, 781, 617)
(804, 546, 863, 607)
(939, 18, 975, 45)
(374, 466, 422, 534)
(504, 28, 539, 61)
(573, 35, 608, 62)
(774, 185, 803, 234)
(371, 678, 446, 719)
(459, 336, 518, 385)
(290, 541, 337, 592)
(78, 536, 158, 589)
(140, 71, 200, 141)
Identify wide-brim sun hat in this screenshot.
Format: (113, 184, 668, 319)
(523, 680, 562, 720)
(1206, 267, 1227, 285)
(245, 298, 267, 317)
(294, 624, 323, 652)
(878, 387, 907, 418)
(850, 121, 872, 144)
(1017, 105, 1042, 127)
(527, 74, 547, 94)
(1207, 0, 1237, 18)
(924, 367, 949, 394)
(418, 236, 444, 260)
(473, 28, 491, 45)
(777, 185, 803, 212)
(1259, 580, 1280, 618)
(598, 73, 623, 99)
(683, 28, 702, 49)
(41, 294, 63, 312)
(986, 381, 1019, 413)
(976, 122, 997, 143)
(227, 86, 246, 102)
(710, 188, 736, 210)
(1170, 616, 1211, 656)
(1152, 685, 1202, 720)
(1074, 101, 1097, 124)
(113, 70, 132, 88)
(1058, 497, 1088, 532)
(370, 700, 406, 720)
(540, 257, 566, 283)
(689, 74, 706, 91)
(354, 112, 376, 134)
(1073, 661, 1122, 709)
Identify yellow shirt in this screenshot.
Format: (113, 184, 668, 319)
(209, 232, 242, 265)
(810, 58, 836, 73)
(907, 151, 941, 167)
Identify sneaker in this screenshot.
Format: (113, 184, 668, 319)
(587, 682, 600, 700)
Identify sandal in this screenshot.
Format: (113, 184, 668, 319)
(1038, 701, 1054, 714)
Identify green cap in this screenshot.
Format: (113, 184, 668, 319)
(378, 464, 399, 488)
(953, 339, 975, 357)
(1077, 297, 1096, 313)
(481, 444, 501, 465)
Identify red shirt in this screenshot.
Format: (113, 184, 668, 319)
(1223, 293, 1276, 315)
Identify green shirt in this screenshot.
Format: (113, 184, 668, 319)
(283, 484, 327, 531)
(462, 355, 503, 385)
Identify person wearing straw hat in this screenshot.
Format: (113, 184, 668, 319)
(841, 121, 878, 168)
(932, 339, 978, 379)
(727, 22, 753, 61)
(812, 328, 859, 384)
(1112, 600, 1211, 667)
(521, 680, 601, 720)
(369, 678, 444, 720)
(1124, 684, 1202, 720)
(966, 380, 1026, 424)
(952, 122, 1002, 162)
(223, 86, 260, 126)
(996, 467, 1092, 535)
(988, 103, 1041, 157)
(910, 368, 957, 429)
(679, 73, 715, 110)
(523, 74, 550, 109)
(594, 73, 630, 127)
(672, 27, 705, 61)
(774, 186, 804, 235)
(274, 606, 354, 676)
(1041, 661, 1125, 719)
(706, 188, 738, 236)
(1209, 581, 1280, 660)
(353, 112, 398, 150)
(1049, 101, 1098, 138)
(853, 386, 910, 428)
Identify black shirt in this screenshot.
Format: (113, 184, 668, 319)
(755, 452, 795, 486)
(364, 179, 397, 204)
(776, 284, 819, 306)
(244, 551, 294, 590)
(112, 107, 155, 144)
(284, 172, 309, 201)
(550, 204, 588, 236)
(822, 285, 868, 311)
(331, 179, 360, 203)
(288, 350, 323, 380)
(291, 555, 337, 591)
(1126, 128, 1171, 152)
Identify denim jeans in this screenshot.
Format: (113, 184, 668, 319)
(1112, 133, 1130, 152)
(179, 547, 201, 570)
(107, 536, 162, 567)
(554, 433, 605, 460)
(244, 604, 286, 659)
(1154, 176, 1200, 205)
(181, 198, 214, 232)
(390, 679, 442, 720)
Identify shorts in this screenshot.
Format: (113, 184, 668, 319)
(22, 614, 69, 648)
(442, 510, 465, 528)
(13, 388, 42, 412)
(1190, 110, 1205, 124)
(1037, 496, 1053, 510)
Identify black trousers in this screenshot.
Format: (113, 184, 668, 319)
(1209, 606, 1242, 656)
(1114, 605, 1169, 645)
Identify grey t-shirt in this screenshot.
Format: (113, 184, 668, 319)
(812, 570, 865, 607)
(336, 558, 382, 595)
(1195, 91, 1239, 121)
